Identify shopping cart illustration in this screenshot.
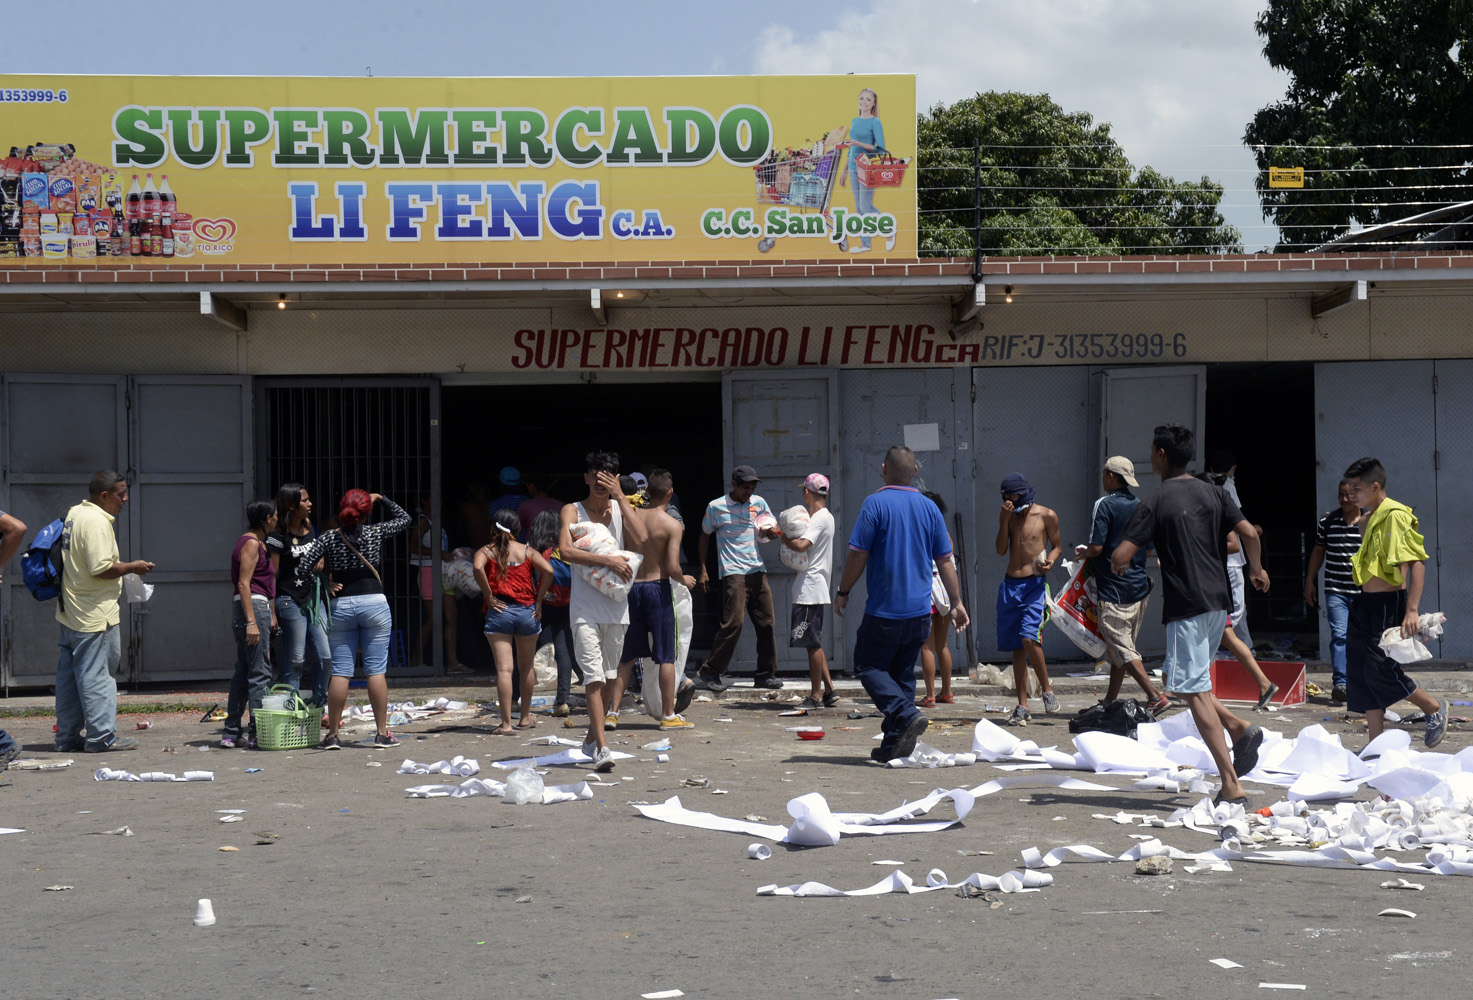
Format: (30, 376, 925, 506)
(751, 138, 844, 254)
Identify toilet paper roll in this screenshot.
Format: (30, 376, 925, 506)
(747, 843, 772, 860)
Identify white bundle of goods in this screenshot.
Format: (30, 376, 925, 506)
(568, 522, 642, 602)
(441, 547, 480, 597)
(777, 504, 810, 571)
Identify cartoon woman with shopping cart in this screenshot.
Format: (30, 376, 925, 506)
(843, 87, 895, 253)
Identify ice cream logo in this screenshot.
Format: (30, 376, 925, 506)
(193, 217, 237, 255)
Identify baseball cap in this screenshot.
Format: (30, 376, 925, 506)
(630, 472, 649, 490)
(732, 465, 760, 483)
(498, 465, 522, 487)
(803, 473, 830, 496)
(1104, 456, 1139, 487)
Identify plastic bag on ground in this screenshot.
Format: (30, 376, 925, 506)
(504, 766, 545, 805)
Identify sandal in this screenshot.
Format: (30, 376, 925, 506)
(514, 718, 537, 729)
(490, 725, 516, 736)
(937, 693, 955, 704)
(918, 696, 936, 708)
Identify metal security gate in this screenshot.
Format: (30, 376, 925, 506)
(722, 371, 839, 674)
(256, 379, 441, 676)
(0, 374, 250, 689)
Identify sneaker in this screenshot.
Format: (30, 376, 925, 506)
(892, 716, 930, 760)
(318, 735, 342, 750)
(604, 713, 619, 731)
(1425, 698, 1449, 749)
(753, 675, 784, 690)
(592, 746, 616, 773)
(1254, 683, 1280, 711)
(245, 735, 258, 750)
(798, 696, 823, 710)
(88, 736, 138, 753)
(822, 690, 841, 708)
(1231, 725, 1264, 777)
(553, 702, 571, 718)
(692, 669, 728, 692)
(218, 735, 239, 749)
(674, 678, 696, 715)
(660, 715, 695, 730)
(1041, 691, 1061, 714)
(1146, 695, 1172, 717)
(870, 746, 894, 763)
(1331, 686, 1348, 705)
(579, 740, 596, 759)
(372, 731, 401, 748)
(1007, 705, 1031, 727)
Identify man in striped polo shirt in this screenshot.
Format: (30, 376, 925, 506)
(1304, 480, 1363, 704)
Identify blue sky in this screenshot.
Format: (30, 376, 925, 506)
(14, 0, 1288, 249)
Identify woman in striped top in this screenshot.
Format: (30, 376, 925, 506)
(1304, 480, 1364, 703)
(293, 490, 411, 749)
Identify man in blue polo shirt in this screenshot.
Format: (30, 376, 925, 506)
(835, 446, 969, 762)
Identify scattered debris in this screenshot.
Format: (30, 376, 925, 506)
(253, 832, 280, 845)
(10, 758, 72, 770)
(1134, 856, 1173, 876)
(514, 895, 532, 903)
(747, 844, 772, 860)
(219, 815, 243, 824)
(44, 884, 74, 891)
(1210, 958, 1243, 969)
(92, 826, 134, 837)
(218, 846, 239, 852)
(641, 991, 685, 999)
(681, 777, 711, 788)
(1380, 878, 1425, 891)
(744, 814, 769, 824)
(1378, 908, 1417, 919)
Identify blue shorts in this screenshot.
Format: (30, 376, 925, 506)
(1164, 610, 1228, 694)
(996, 576, 1050, 651)
(620, 580, 675, 664)
(484, 603, 541, 637)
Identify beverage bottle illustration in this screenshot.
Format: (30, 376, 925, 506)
(126, 174, 142, 221)
(159, 175, 176, 217)
(142, 174, 158, 221)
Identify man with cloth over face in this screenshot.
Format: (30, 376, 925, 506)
(835, 446, 969, 763)
(995, 472, 1061, 725)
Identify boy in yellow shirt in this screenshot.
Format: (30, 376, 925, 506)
(1342, 457, 1447, 747)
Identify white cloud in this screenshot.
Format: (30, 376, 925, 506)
(753, 0, 1292, 248)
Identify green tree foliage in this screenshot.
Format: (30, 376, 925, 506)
(1245, 0, 1473, 250)
(919, 92, 1241, 257)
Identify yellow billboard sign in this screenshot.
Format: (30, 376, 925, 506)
(0, 74, 916, 265)
(1268, 166, 1305, 189)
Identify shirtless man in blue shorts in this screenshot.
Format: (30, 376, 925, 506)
(995, 473, 1060, 725)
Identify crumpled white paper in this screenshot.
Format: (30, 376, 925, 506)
(491, 748, 635, 769)
(757, 867, 1053, 897)
(404, 776, 593, 804)
(94, 769, 212, 782)
(398, 756, 480, 776)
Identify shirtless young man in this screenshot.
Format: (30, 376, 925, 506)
(606, 470, 699, 731)
(994, 473, 1061, 724)
(558, 451, 648, 772)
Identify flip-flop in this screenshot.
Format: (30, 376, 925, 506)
(1212, 791, 1248, 808)
(514, 719, 537, 730)
(936, 693, 955, 704)
(919, 696, 936, 708)
(1254, 683, 1280, 711)
(491, 726, 516, 736)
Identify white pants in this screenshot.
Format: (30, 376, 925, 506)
(573, 621, 627, 683)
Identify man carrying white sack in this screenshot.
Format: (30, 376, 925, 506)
(1112, 423, 1266, 808)
(558, 450, 648, 773)
(1341, 456, 1448, 748)
(780, 473, 838, 709)
(835, 446, 968, 763)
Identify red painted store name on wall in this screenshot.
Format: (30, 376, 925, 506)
(511, 324, 981, 370)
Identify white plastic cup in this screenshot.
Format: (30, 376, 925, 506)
(194, 898, 216, 927)
(747, 843, 772, 860)
(656, 753, 669, 763)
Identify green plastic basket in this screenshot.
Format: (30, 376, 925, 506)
(253, 684, 318, 751)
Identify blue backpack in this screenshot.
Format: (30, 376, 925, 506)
(21, 517, 66, 603)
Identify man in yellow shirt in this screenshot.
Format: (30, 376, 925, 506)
(55, 471, 155, 753)
(1342, 457, 1447, 747)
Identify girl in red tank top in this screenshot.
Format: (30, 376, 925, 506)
(474, 510, 553, 735)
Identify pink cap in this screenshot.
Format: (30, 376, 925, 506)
(803, 473, 830, 496)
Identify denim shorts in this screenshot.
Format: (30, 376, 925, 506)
(484, 602, 540, 637)
(1163, 610, 1228, 695)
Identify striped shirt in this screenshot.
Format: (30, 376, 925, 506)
(293, 497, 411, 597)
(1314, 508, 1360, 595)
(702, 493, 772, 578)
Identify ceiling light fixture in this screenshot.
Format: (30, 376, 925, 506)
(1004, 285, 1013, 304)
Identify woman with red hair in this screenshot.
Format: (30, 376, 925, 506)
(292, 489, 411, 749)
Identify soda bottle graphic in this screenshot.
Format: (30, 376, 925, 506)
(126, 174, 142, 221)
(159, 175, 176, 217)
(142, 173, 158, 221)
